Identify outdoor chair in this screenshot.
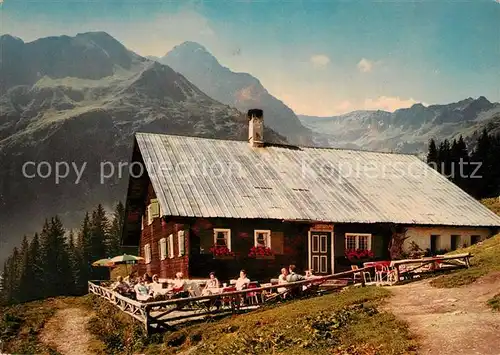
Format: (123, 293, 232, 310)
(221, 286, 238, 309)
(351, 265, 371, 283)
(374, 265, 388, 282)
(245, 282, 261, 305)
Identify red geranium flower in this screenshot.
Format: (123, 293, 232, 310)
(209, 245, 234, 256)
(345, 249, 374, 261)
(248, 246, 274, 257)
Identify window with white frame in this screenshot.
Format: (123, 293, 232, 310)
(213, 229, 231, 250)
(159, 238, 167, 260)
(345, 233, 372, 250)
(147, 199, 159, 225)
(254, 230, 271, 248)
(144, 243, 151, 264)
(168, 234, 174, 258)
(178, 230, 185, 256)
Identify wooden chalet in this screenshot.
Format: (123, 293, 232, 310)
(122, 109, 500, 281)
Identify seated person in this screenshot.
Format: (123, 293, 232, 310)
(277, 268, 289, 294)
(286, 265, 305, 297)
(202, 272, 220, 296)
(235, 270, 250, 291)
(303, 269, 318, 291)
(234, 270, 250, 306)
(124, 273, 136, 287)
(143, 273, 153, 284)
(172, 272, 186, 292)
(286, 264, 305, 282)
(112, 276, 130, 294)
(149, 274, 165, 297)
(134, 279, 152, 302)
(169, 272, 190, 299)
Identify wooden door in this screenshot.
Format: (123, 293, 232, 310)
(430, 235, 439, 253)
(310, 232, 332, 275)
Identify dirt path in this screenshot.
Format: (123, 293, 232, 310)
(385, 273, 500, 355)
(40, 307, 94, 355)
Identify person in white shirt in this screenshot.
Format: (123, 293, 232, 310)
(149, 274, 165, 297)
(277, 268, 289, 294)
(134, 279, 152, 302)
(202, 272, 220, 296)
(235, 270, 250, 291)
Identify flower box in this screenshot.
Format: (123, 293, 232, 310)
(213, 255, 236, 260)
(255, 255, 275, 260)
(248, 246, 274, 259)
(210, 245, 235, 259)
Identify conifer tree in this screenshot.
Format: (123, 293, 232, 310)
(77, 212, 93, 291)
(108, 201, 125, 257)
(67, 230, 80, 295)
(27, 233, 44, 301)
(18, 235, 33, 302)
(40, 217, 72, 297)
(3, 248, 21, 303)
(0, 261, 7, 304)
(90, 204, 109, 280)
(426, 138, 438, 167)
(471, 129, 493, 198)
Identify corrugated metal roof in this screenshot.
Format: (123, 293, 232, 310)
(135, 132, 500, 227)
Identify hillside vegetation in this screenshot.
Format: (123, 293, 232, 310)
(482, 197, 500, 216)
(85, 287, 416, 355)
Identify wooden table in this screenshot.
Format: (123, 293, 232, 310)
(390, 253, 472, 282)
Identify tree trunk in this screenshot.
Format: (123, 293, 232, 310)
(388, 226, 409, 260)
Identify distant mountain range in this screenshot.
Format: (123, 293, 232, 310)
(299, 97, 500, 153)
(0, 32, 287, 264)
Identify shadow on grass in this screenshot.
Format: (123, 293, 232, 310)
(487, 294, 500, 311)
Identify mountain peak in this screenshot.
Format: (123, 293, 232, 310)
(0, 34, 24, 44)
(177, 41, 209, 52)
(75, 31, 115, 39)
(166, 41, 218, 64)
(410, 103, 426, 109)
(476, 96, 490, 104)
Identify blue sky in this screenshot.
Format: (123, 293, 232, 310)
(1, 0, 499, 116)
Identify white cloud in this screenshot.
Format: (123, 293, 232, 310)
(363, 96, 424, 112)
(310, 54, 331, 67)
(357, 58, 374, 73)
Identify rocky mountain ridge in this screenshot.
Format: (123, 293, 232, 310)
(299, 97, 500, 153)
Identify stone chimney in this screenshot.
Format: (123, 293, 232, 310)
(248, 109, 264, 147)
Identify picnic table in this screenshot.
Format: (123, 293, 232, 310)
(390, 253, 472, 281)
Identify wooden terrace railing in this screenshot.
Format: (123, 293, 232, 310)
(88, 266, 373, 334)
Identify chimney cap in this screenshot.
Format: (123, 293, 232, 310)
(247, 109, 263, 119)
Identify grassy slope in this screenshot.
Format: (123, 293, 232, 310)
(1, 300, 58, 354)
(86, 287, 417, 355)
(0, 296, 103, 355)
(487, 294, 500, 311)
(481, 197, 500, 216)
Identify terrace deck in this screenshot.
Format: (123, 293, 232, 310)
(88, 267, 370, 334)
